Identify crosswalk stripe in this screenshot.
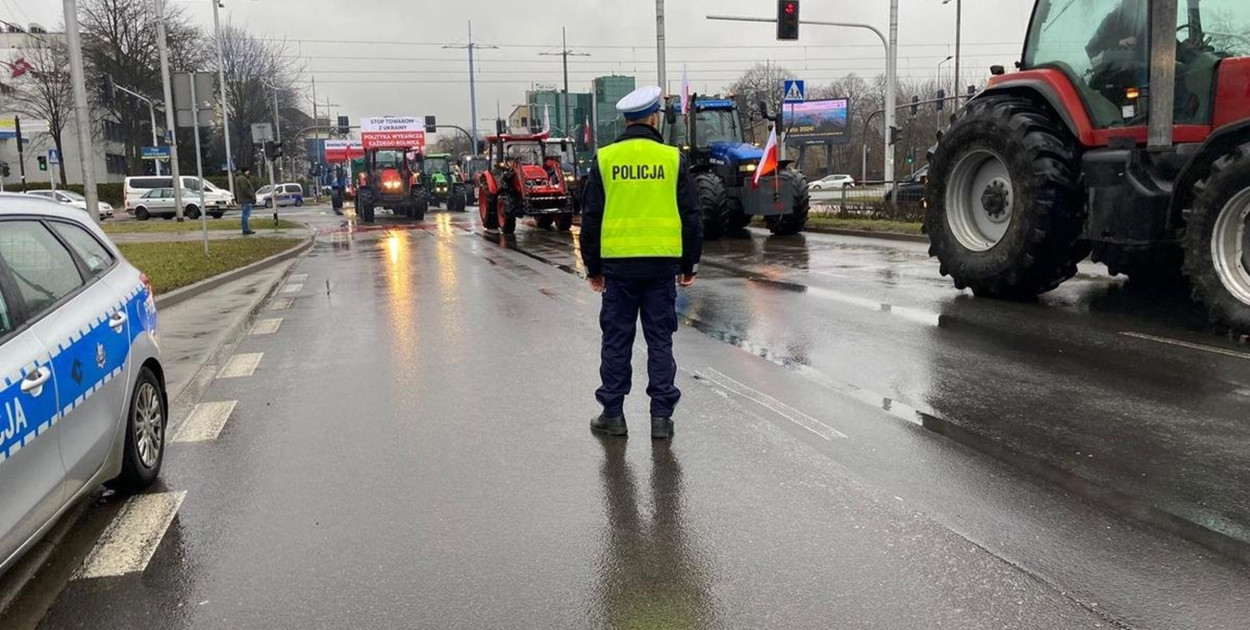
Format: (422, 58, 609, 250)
(269, 297, 294, 310)
(279, 283, 303, 294)
(250, 318, 283, 335)
(172, 401, 238, 442)
(288, 273, 308, 282)
(75, 491, 187, 579)
(217, 353, 263, 378)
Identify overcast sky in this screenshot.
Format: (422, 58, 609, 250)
(8, 0, 1032, 139)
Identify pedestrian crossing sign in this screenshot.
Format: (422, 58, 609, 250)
(783, 79, 806, 103)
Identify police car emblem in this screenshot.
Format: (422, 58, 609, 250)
(96, 343, 106, 369)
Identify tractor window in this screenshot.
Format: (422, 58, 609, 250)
(1175, 0, 1250, 123)
(672, 110, 744, 148)
(1025, 0, 1149, 129)
(504, 143, 542, 165)
(425, 157, 451, 175)
(373, 151, 404, 168)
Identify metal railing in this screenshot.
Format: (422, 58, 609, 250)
(807, 180, 926, 223)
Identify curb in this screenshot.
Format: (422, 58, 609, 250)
(804, 226, 928, 243)
(154, 236, 314, 310)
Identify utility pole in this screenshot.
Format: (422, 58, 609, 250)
(212, 0, 234, 197)
(656, 0, 667, 90)
(539, 27, 590, 155)
(445, 21, 497, 154)
(311, 75, 318, 200)
(63, 0, 101, 222)
(155, 0, 185, 221)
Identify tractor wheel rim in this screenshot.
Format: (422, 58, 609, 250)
(1211, 188, 1250, 306)
(497, 197, 507, 227)
(946, 149, 1013, 252)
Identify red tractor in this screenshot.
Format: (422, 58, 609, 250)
(925, 0, 1250, 334)
(477, 132, 577, 235)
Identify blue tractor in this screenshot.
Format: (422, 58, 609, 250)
(663, 95, 809, 239)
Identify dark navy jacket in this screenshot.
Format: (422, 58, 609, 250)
(580, 124, 702, 279)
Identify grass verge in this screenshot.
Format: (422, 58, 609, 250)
(104, 218, 304, 234)
(118, 237, 304, 295)
(805, 216, 924, 235)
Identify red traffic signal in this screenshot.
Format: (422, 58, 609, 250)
(777, 1, 799, 40)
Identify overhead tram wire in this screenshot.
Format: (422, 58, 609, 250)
(262, 37, 1023, 51)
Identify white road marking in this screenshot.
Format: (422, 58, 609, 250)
(250, 318, 283, 335)
(288, 273, 308, 282)
(699, 368, 848, 440)
(75, 491, 187, 579)
(217, 352, 263, 378)
(1120, 332, 1250, 361)
(279, 283, 303, 294)
(172, 401, 238, 442)
(269, 297, 294, 310)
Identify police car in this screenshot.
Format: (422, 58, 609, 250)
(0, 193, 167, 576)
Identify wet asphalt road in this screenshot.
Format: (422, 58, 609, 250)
(27, 207, 1250, 629)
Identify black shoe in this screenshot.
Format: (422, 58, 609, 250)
(243, 230, 256, 235)
(651, 416, 674, 440)
(590, 414, 627, 437)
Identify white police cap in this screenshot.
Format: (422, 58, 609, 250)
(616, 86, 664, 119)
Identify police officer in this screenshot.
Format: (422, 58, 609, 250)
(581, 86, 702, 440)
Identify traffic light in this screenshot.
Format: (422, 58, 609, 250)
(337, 115, 350, 135)
(101, 74, 115, 101)
(888, 126, 901, 146)
(935, 89, 946, 111)
(263, 141, 274, 160)
(1, 162, 9, 178)
(272, 141, 284, 158)
(911, 95, 920, 115)
(777, 1, 800, 41)
(424, 115, 437, 134)
(37, 156, 47, 172)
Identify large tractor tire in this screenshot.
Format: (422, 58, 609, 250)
(535, 216, 555, 230)
(695, 172, 730, 241)
(480, 193, 499, 230)
(555, 213, 574, 232)
(497, 195, 518, 235)
(360, 198, 376, 223)
(1182, 142, 1250, 334)
(924, 95, 1087, 298)
(412, 197, 428, 221)
(765, 169, 811, 236)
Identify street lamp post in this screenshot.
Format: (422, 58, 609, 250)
(937, 55, 953, 93)
(154, 0, 185, 221)
(445, 21, 497, 155)
(539, 28, 590, 161)
(943, 0, 963, 100)
(212, 0, 235, 198)
(63, 0, 100, 223)
(113, 83, 162, 176)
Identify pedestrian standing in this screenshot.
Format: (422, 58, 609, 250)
(580, 85, 702, 440)
(235, 166, 257, 235)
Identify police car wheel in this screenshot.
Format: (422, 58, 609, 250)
(109, 366, 166, 491)
(295, 198, 303, 207)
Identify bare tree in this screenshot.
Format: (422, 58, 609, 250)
(212, 23, 305, 172)
(9, 37, 73, 185)
(80, 0, 205, 174)
(727, 62, 796, 114)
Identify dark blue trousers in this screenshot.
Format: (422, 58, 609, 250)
(597, 275, 681, 418)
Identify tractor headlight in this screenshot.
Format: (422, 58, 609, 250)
(740, 164, 757, 173)
(565, 174, 575, 182)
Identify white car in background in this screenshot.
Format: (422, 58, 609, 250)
(808, 174, 856, 190)
(256, 183, 305, 208)
(23, 190, 115, 220)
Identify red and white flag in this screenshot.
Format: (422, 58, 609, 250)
(583, 117, 592, 146)
(753, 125, 779, 187)
(542, 104, 551, 134)
(680, 65, 692, 115)
(8, 57, 33, 79)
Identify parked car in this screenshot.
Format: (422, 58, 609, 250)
(23, 190, 114, 220)
(123, 176, 234, 219)
(808, 174, 856, 190)
(886, 166, 928, 212)
(257, 183, 304, 208)
(130, 187, 216, 221)
(0, 193, 167, 577)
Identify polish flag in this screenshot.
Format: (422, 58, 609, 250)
(680, 65, 691, 115)
(583, 117, 592, 146)
(8, 57, 33, 79)
(753, 125, 779, 187)
(542, 104, 551, 134)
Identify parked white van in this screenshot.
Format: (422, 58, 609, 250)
(122, 176, 235, 220)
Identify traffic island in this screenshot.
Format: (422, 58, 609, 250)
(118, 237, 308, 304)
(103, 218, 305, 234)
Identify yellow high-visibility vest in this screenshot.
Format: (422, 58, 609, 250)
(597, 138, 682, 259)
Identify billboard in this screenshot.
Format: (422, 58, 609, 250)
(360, 116, 426, 150)
(0, 117, 15, 140)
(324, 140, 365, 163)
(782, 98, 849, 144)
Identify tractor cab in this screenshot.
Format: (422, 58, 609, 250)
(925, 0, 1250, 334)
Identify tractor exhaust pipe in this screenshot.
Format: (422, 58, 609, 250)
(1148, 0, 1178, 149)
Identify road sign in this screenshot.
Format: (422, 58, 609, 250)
(172, 72, 216, 128)
(783, 79, 806, 103)
(359, 116, 426, 150)
(141, 146, 171, 160)
(251, 123, 274, 144)
(47, 149, 60, 165)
